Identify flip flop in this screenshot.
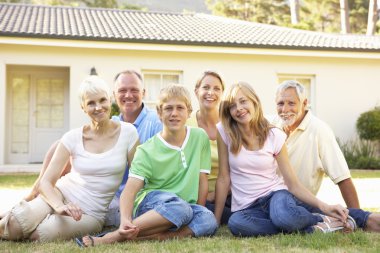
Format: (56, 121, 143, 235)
(75, 235, 94, 247)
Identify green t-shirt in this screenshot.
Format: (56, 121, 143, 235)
(130, 126, 211, 213)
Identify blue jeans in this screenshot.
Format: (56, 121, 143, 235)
(136, 190, 218, 237)
(228, 190, 322, 237)
(279, 196, 372, 229)
(348, 208, 371, 229)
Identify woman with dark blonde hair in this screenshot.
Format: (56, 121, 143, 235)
(187, 71, 231, 224)
(214, 81, 356, 236)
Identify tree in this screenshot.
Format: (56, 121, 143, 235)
(81, 0, 117, 8)
(0, 0, 144, 9)
(206, 0, 378, 35)
(206, 0, 290, 26)
(289, 0, 300, 24)
(349, 0, 370, 34)
(356, 108, 380, 141)
(367, 0, 378, 35)
(340, 0, 350, 33)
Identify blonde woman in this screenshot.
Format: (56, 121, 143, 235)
(0, 76, 139, 242)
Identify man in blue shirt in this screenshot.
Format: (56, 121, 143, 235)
(106, 70, 162, 226)
(18, 70, 162, 227)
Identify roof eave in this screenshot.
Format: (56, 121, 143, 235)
(1, 32, 380, 53)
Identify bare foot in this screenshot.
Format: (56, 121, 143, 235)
(81, 230, 126, 247)
(364, 213, 380, 232)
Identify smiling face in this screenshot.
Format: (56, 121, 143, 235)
(229, 89, 256, 126)
(276, 87, 307, 129)
(114, 72, 145, 118)
(195, 74, 223, 110)
(82, 91, 111, 123)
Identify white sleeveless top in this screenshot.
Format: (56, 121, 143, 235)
(56, 122, 138, 221)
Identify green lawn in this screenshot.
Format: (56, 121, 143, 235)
(1, 171, 380, 252)
(0, 169, 379, 189)
(350, 169, 380, 179)
(0, 173, 38, 189)
(1, 227, 380, 253)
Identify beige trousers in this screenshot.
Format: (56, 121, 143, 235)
(2, 195, 103, 242)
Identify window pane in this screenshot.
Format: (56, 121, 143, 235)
(144, 74, 161, 101)
(51, 79, 64, 104)
(163, 75, 179, 86)
(11, 76, 29, 153)
(36, 78, 65, 128)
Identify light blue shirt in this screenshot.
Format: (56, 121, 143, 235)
(112, 103, 162, 197)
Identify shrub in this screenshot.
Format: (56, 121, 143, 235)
(338, 139, 380, 170)
(356, 108, 380, 141)
(111, 102, 120, 117)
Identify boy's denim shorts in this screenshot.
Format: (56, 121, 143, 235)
(135, 190, 217, 237)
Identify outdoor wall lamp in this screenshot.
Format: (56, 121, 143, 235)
(90, 67, 98, 75)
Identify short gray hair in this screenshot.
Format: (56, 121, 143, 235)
(276, 80, 306, 102)
(78, 76, 111, 106)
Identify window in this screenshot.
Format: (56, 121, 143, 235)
(142, 70, 183, 107)
(277, 74, 315, 111)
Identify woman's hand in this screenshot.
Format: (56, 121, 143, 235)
(55, 202, 83, 221)
(320, 203, 349, 222)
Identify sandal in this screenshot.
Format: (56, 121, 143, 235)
(312, 213, 356, 233)
(75, 231, 109, 247)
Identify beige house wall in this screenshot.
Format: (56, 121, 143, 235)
(1, 40, 379, 164)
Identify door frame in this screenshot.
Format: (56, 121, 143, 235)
(5, 65, 70, 164)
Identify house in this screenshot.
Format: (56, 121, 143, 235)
(1, 3, 380, 166)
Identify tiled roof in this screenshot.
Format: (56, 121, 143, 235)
(1, 3, 380, 52)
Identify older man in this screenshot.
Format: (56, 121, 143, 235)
(272, 80, 380, 232)
(21, 70, 162, 227)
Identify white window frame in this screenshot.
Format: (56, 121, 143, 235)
(142, 69, 183, 108)
(277, 74, 316, 113)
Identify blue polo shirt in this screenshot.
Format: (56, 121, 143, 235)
(112, 103, 162, 197)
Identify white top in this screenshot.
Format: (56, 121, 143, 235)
(271, 111, 351, 195)
(56, 122, 138, 221)
(217, 123, 287, 212)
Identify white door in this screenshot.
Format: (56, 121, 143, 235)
(6, 66, 69, 164)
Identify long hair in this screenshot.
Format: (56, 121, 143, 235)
(220, 82, 271, 155)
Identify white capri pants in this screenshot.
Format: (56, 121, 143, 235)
(3, 195, 103, 242)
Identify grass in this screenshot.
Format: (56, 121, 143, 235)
(1, 171, 380, 252)
(1, 227, 380, 253)
(0, 173, 38, 189)
(0, 170, 379, 189)
(350, 169, 380, 179)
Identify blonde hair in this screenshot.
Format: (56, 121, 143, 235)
(220, 82, 271, 154)
(156, 84, 193, 114)
(78, 76, 111, 107)
(195, 70, 225, 90)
